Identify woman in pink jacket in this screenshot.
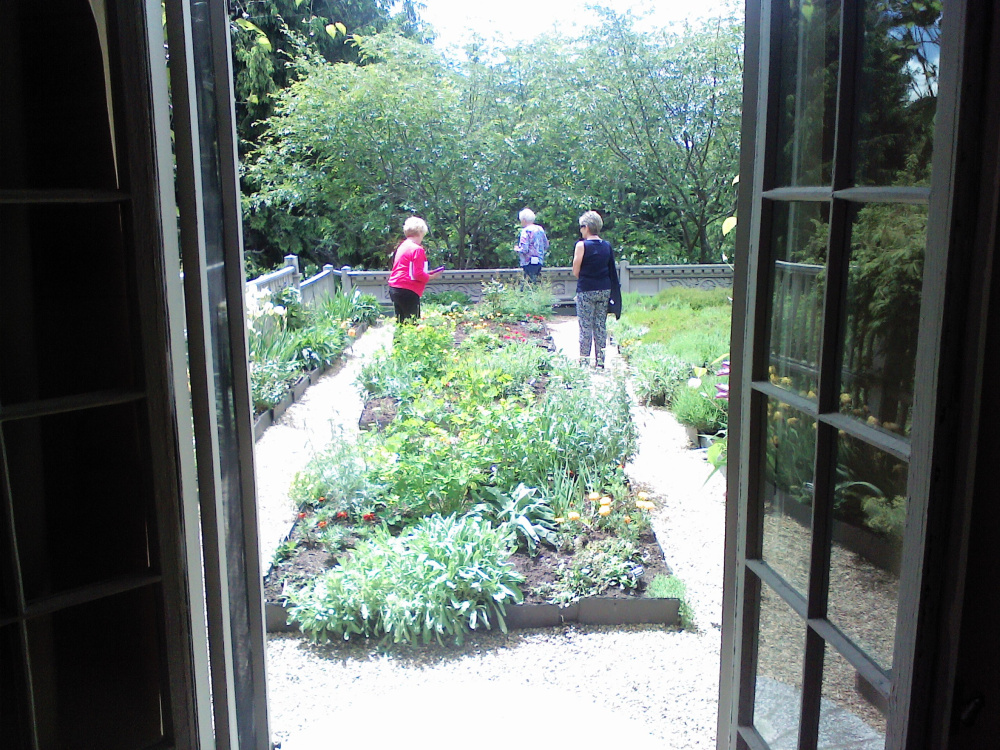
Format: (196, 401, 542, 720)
(387, 216, 443, 323)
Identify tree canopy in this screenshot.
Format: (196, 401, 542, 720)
(240, 8, 745, 272)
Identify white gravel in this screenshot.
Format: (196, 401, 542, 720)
(257, 316, 726, 749)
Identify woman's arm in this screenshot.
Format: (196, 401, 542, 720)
(572, 240, 585, 278)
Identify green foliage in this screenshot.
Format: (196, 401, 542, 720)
(628, 345, 690, 407)
(241, 13, 744, 269)
(469, 484, 559, 556)
(289, 430, 383, 512)
(480, 279, 555, 321)
(645, 574, 696, 630)
(670, 378, 728, 435)
(544, 538, 647, 605)
(861, 495, 907, 542)
(288, 514, 523, 645)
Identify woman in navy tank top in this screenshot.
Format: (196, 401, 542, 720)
(571, 210, 615, 368)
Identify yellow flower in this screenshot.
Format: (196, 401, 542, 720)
(588, 491, 601, 501)
(786, 417, 799, 427)
(554, 517, 565, 523)
(637, 491, 649, 501)
(599, 496, 612, 506)
(347, 328, 357, 337)
(568, 511, 581, 521)
(807, 390, 817, 399)
(598, 506, 611, 517)
(867, 415, 880, 427)
(623, 515, 633, 524)
(840, 393, 852, 406)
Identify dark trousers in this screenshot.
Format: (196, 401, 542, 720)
(521, 263, 542, 282)
(388, 286, 421, 323)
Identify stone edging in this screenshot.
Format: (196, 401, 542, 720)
(264, 595, 680, 634)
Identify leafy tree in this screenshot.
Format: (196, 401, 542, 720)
(570, 10, 743, 263)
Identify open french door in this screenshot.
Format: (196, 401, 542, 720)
(719, 0, 1000, 748)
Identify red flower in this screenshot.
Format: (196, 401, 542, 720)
(317, 520, 327, 528)
(336, 511, 348, 519)
(363, 513, 376, 522)
(297, 512, 306, 520)
(318, 496, 326, 503)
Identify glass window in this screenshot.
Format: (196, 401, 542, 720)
(827, 433, 907, 670)
(754, 581, 807, 746)
(819, 643, 887, 748)
(774, 0, 842, 186)
(768, 201, 829, 398)
(839, 204, 926, 437)
(761, 399, 816, 595)
(853, 0, 942, 186)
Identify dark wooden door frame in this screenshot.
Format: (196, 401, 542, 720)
(718, 0, 1000, 747)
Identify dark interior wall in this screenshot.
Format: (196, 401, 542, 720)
(0, 1, 171, 747)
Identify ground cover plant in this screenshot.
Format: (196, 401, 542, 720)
(269, 281, 675, 644)
(247, 284, 381, 413)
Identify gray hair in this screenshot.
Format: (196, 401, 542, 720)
(403, 216, 429, 238)
(518, 207, 536, 224)
(579, 210, 603, 233)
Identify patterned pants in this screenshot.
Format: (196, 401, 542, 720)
(576, 289, 611, 367)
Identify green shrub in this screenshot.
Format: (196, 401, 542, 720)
(423, 290, 472, 307)
(289, 432, 383, 511)
(670, 377, 728, 434)
(288, 515, 524, 645)
(480, 279, 554, 320)
(629, 345, 690, 406)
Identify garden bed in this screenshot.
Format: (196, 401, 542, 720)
(264, 523, 678, 633)
(266, 285, 685, 645)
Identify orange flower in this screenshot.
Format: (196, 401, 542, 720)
(623, 515, 633, 524)
(567, 511, 581, 522)
(317, 520, 327, 528)
(598, 506, 611, 517)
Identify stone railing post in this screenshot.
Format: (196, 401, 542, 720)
(340, 265, 353, 296)
(619, 259, 630, 294)
(284, 254, 301, 290)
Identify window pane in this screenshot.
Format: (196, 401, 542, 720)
(768, 202, 829, 398)
(754, 581, 807, 747)
(853, 0, 942, 186)
(5, 403, 154, 601)
(828, 433, 906, 670)
(819, 644, 887, 748)
(762, 399, 816, 595)
(27, 587, 164, 750)
(774, 0, 842, 186)
(839, 204, 925, 437)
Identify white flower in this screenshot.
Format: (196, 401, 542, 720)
(687, 377, 702, 388)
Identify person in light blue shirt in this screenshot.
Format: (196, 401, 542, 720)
(515, 207, 549, 282)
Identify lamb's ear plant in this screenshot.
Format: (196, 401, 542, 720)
(288, 514, 524, 646)
(469, 483, 559, 555)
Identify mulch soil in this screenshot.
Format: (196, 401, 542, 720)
(265, 315, 671, 608)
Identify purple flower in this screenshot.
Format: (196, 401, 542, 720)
(715, 383, 730, 401)
(717, 360, 731, 377)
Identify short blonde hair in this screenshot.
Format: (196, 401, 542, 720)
(403, 216, 429, 238)
(579, 210, 603, 233)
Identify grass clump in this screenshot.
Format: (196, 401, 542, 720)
(645, 573, 696, 630)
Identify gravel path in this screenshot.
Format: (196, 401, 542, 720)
(258, 316, 726, 749)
